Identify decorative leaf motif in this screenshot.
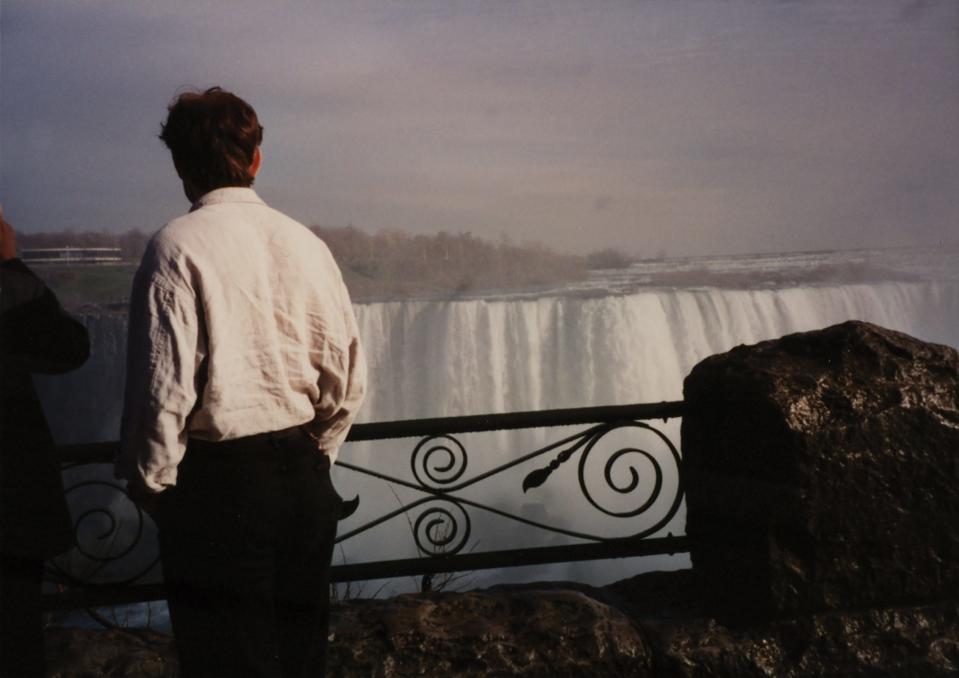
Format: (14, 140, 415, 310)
(338, 495, 360, 520)
(522, 467, 552, 493)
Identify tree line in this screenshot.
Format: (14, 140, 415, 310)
(20, 225, 632, 301)
(311, 225, 588, 299)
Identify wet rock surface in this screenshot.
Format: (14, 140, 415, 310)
(650, 596, 959, 677)
(46, 627, 176, 678)
(682, 320, 959, 619)
(326, 588, 653, 677)
(45, 575, 959, 677)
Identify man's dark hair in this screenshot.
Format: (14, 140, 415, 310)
(160, 87, 264, 195)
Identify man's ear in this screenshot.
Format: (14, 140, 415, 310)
(249, 147, 262, 179)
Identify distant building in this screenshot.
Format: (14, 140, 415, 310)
(20, 247, 124, 265)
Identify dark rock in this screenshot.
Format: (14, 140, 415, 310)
(650, 595, 959, 677)
(44, 580, 959, 677)
(46, 627, 176, 678)
(682, 320, 959, 619)
(326, 588, 654, 677)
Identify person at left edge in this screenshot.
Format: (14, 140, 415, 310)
(0, 205, 90, 678)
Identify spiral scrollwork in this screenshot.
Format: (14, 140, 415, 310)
(412, 499, 471, 557)
(47, 477, 160, 587)
(410, 434, 468, 489)
(577, 422, 683, 537)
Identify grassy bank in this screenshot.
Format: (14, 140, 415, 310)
(39, 264, 138, 310)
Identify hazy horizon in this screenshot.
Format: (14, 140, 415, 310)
(2, 1, 957, 259)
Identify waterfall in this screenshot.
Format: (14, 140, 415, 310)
(354, 280, 957, 422)
(39, 280, 959, 443)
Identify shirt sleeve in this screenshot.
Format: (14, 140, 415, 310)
(305, 275, 367, 458)
(115, 252, 200, 493)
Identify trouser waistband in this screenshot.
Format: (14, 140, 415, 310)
(187, 424, 311, 457)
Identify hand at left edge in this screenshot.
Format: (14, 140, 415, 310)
(0, 204, 18, 261)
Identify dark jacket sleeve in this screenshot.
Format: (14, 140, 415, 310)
(0, 258, 90, 373)
(0, 258, 89, 559)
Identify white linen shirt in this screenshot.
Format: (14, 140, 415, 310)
(117, 187, 366, 493)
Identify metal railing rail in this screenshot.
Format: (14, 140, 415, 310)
(46, 400, 687, 610)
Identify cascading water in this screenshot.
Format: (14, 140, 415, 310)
(37, 280, 959, 442)
(353, 279, 959, 423)
(36, 248, 959, 599)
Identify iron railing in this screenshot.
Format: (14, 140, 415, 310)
(45, 401, 688, 610)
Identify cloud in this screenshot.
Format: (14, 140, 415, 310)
(1, 0, 956, 255)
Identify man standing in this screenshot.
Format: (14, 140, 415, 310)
(117, 88, 366, 678)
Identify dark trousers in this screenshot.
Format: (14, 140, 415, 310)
(0, 555, 44, 678)
(158, 427, 342, 678)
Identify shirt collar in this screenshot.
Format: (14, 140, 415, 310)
(190, 187, 266, 212)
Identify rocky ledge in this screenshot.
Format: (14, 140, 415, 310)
(46, 571, 959, 677)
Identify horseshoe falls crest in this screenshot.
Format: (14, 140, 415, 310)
(39, 247, 959, 592)
(355, 281, 957, 421)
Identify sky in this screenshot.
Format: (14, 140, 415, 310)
(1, 0, 957, 257)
